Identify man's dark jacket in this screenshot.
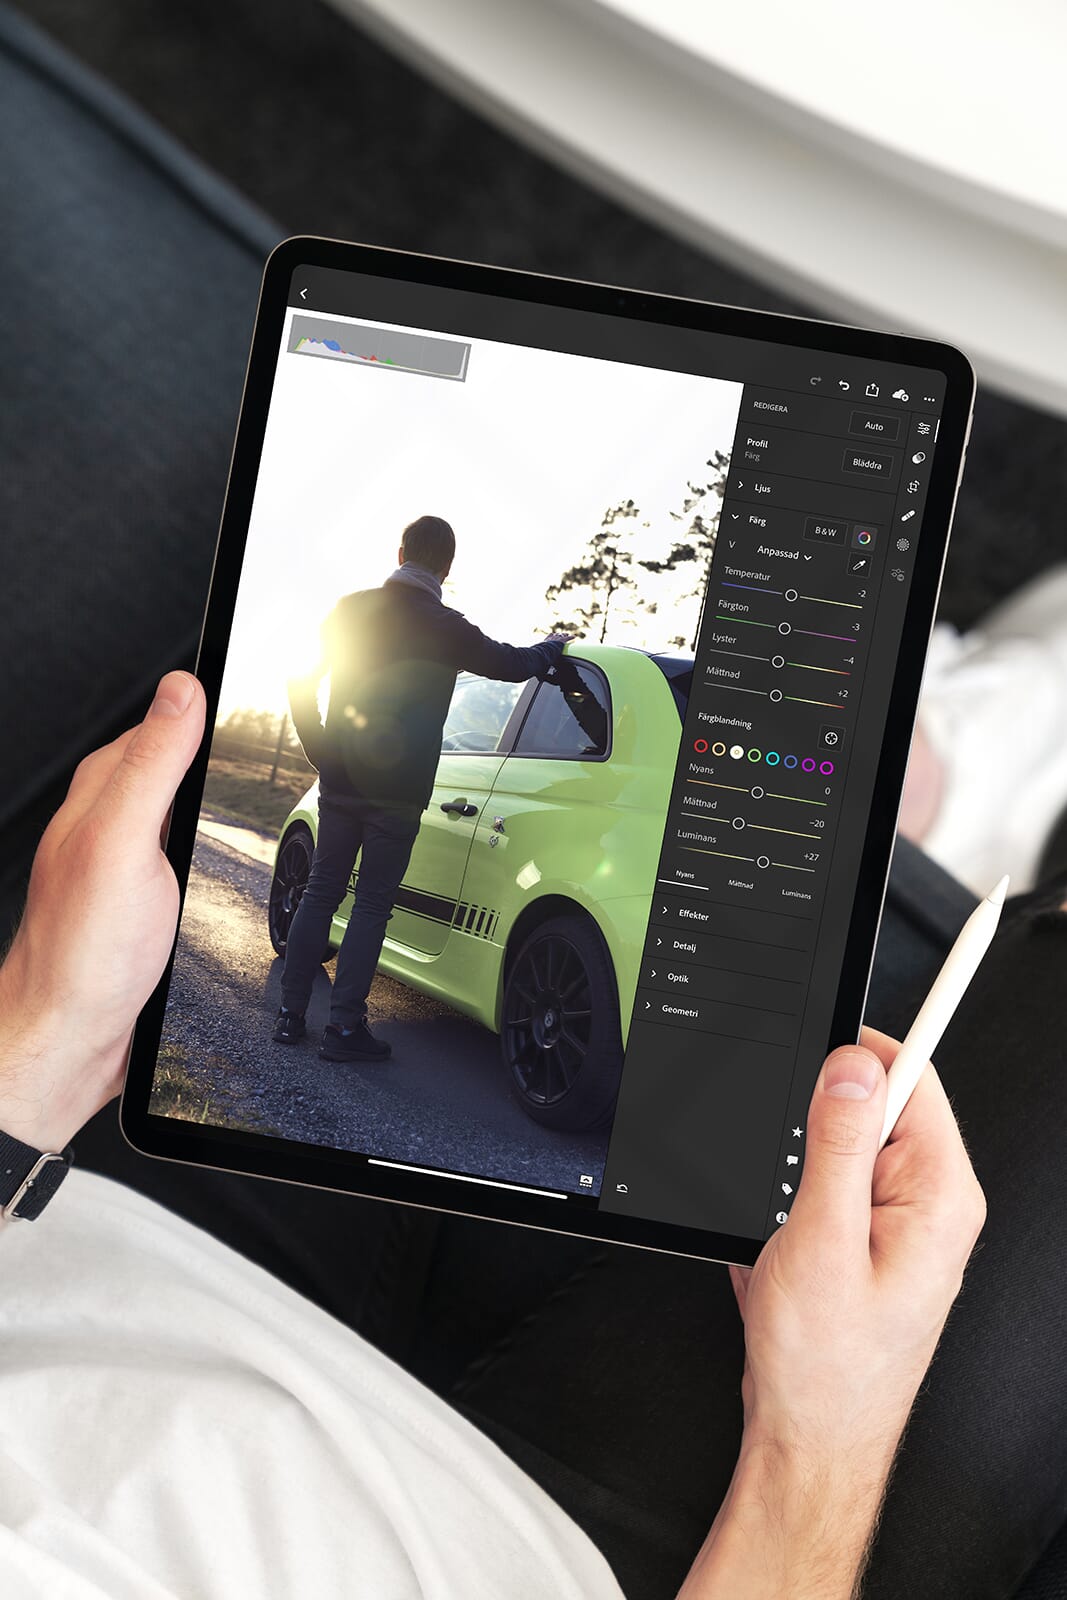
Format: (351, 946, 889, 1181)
(289, 578, 563, 809)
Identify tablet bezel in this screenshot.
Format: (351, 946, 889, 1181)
(120, 234, 976, 1267)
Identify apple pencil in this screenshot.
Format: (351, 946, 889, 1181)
(877, 873, 1009, 1151)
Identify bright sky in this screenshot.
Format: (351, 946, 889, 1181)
(218, 305, 742, 720)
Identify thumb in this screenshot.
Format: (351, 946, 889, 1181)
(105, 672, 205, 831)
(788, 1045, 888, 1260)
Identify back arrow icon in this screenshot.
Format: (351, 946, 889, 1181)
(300, 287, 308, 300)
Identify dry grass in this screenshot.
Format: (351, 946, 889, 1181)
(202, 753, 312, 835)
(149, 1040, 286, 1137)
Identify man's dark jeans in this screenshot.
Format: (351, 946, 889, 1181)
(280, 786, 423, 1028)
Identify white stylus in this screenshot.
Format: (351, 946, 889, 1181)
(877, 873, 1009, 1151)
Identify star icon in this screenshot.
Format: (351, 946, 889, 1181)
(792, 1126, 803, 1138)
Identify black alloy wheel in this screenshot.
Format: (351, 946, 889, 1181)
(268, 824, 334, 962)
(502, 913, 623, 1131)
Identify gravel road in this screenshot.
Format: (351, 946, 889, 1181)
(155, 826, 609, 1195)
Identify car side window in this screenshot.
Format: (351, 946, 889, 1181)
(441, 675, 526, 752)
(512, 662, 610, 759)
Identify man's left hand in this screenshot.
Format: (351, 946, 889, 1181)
(0, 672, 206, 1152)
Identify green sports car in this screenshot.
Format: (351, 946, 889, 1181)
(268, 644, 690, 1131)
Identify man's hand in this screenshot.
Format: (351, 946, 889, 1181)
(679, 1027, 986, 1600)
(0, 672, 206, 1152)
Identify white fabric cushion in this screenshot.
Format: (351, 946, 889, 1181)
(0, 1169, 623, 1599)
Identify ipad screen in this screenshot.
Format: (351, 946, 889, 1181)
(148, 258, 954, 1247)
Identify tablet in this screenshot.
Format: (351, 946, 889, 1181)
(122, 235, 975, 1266)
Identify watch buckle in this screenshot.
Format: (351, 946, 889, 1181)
(3, 1152, 67, 1220)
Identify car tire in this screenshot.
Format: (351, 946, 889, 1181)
(502, 913, 623, 1132)
(268, 823, 335, 963)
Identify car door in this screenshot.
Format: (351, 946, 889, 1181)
(385, 674, 530, 955)
(457, 658, 614, 924)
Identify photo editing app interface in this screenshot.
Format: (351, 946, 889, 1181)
(602, 370, 946, 1243)
(155, 261, 944, 1245)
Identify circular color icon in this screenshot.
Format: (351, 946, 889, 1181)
(855, 530, 873, 546)
(820, 760, 835, 775)
(747, 748, 761, 762)
(730, 744, 744, 759)
(765, 751, 781, 766)
(712, 741, 726, 756)
(784, 754, 798, 769)
(693, 738, 708, 753)
(802, 757, 817, 772)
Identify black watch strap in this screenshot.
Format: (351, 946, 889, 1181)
(0, 1130, 74, 1220)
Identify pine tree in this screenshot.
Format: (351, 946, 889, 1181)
(545, 499, 642, 643)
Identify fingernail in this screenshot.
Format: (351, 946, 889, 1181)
(824, 1049, 882, 1100)
(150, 672, 195, 719)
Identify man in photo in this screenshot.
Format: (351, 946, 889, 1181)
(275, 514, 568, 1061)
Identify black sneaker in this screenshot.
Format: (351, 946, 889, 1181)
(318, 1021, 391, 1062)
(272, 1007, 306, 1044)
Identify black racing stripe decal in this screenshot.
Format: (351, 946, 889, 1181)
(347, 872, 456, 925)
(346, 873, 501, 938)
(395, 884, 459, 923)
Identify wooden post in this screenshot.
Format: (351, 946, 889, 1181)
(269, 711, 288, 788)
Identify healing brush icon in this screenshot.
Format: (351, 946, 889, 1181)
(901, 509, 916, 521)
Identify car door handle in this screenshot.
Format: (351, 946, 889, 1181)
(440, 800, 479, 817)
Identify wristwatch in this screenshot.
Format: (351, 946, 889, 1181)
(0, 1130, 74, 1220)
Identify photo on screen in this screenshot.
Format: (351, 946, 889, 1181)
(152, 306, 743, 1198)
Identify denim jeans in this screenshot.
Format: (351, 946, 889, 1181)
(280, 787, 423, 1027)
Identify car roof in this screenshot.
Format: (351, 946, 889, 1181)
(560, 642, 694, 670)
